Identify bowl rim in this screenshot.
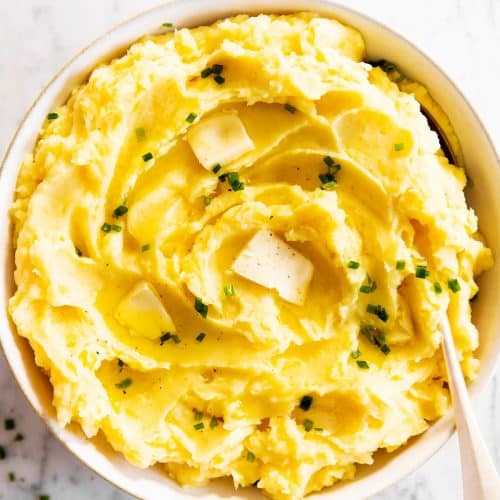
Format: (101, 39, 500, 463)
(1, 1, 499, 499)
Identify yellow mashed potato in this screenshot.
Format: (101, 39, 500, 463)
(9, 13, 492, 499)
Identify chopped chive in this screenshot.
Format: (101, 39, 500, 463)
(14, 433, 24, 442)
(246, 451, 256, 463)
(212, 163, 222, 174)
(396, 260, 406, 270)
(209, 416, 219, 428)
(212, 64, 223, 75)
(380, 344, 391, 355)
(320, 181, 336, 191)
(303, 419, 314, 432)
(214, 75, 225, 85)
(226, 172, 244, 191)
(299, 395, 313, 411)
(47, 112, 58, 120)
(112, 205, 128, 218)
(75, 247, 83, 257)
(394, 143, 405, 152)
(162, 22, 173, 27)
(142, 152, 153, 162)
(357, 360, 369, 369)
(0, 445, 5, 460)
(108, 224, 121, 232)
(314, 427, 323, 432)
(284, 103, 296, 113)
(196, 332, 206, 342)
(323, 156, 335, 168)
(415, 265, 429, 279)
(224, 284, 235, 297)
(115, 378, 132, 390)
(8, 472, 15, 482)
(366, 304, 388, 322)
(319, 172, 335, 184)
(171, 334, 181, 344)
(218, 173, 227, 182)
(201, 67, 213, 78)
(194, 422, 204, 430)
(101, 223, 111, 233)
(434, 282, 442, 294)
(135, 127, 146, 142)
(347, 260, 360, 269)
(203, 195, 213, 206)
(160, 332, 172, 345)
(351, 349, 361, 359)
(39, 496, 50, 500)
(5, 419, 15, 430)
(448, 278, 461, 293)
(141, 244, 151, 252)
(194, 411, 203, 421)
(186, 112, 197, 123)
(118, 359, 125, 372)
(194, 297, 208, 318)
(359, 274, 377, 293)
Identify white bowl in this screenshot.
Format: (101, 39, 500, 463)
(1, 1, 499, 498)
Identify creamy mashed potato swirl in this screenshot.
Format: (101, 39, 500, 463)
(10, 13, 492, 499)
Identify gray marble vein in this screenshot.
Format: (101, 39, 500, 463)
(0, 1, 499, 499)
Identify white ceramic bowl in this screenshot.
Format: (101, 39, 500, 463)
(1, 1, 499, 499)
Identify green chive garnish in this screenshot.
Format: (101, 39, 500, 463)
(5, 419, 15, 430)
(160, 332, 172, 345)
(201, 67, 213, 78)
(115, 378, 132, 390)
(299, 395, 313, 411)
(171, 334, 181, 344)
(360, 325, 389, 355)
(359, 274, 377, 293)
(14, 433, 24, 442)
(196, 332, 206, 342)
(396, 260, 406, 270)
(162, 22, 173, 27)
(40, 496, 50, 500)
(246, 451, 256, 463)
(203, 195, 213, 206)
(141, 244, 151, 252)
(212, 163, 222, 174)
(212, 64, 223, 75)
(351, 349, 361, 359)
(415, 265, 429, 279)
(101, 223, 111, 233)
(214, 75, 225, 85)
(0, 446, 6, 460)
(194, 297, 208, 318)
(347, 260, 360, 269)
(357, 360, 369, 369)
(186, 112, 197, 123)
(194, 411, 203, 421)
(323, 156, 335, 168)
(8, 472, 15, 482)
(194, 422, 204, 430)
(118, 359, 125, 372)
(284, 103, 296, 113)
(227, 172, 244, 191)
(135, 127, 146, 142)
(209, 416, 219, 428)
(448, 278, 461, 293)
(303, 419, 314, 432)
(394, 143, 405, 152)
(75, 247, 83, 257)
(434, 282, 442, 294)
(224, 284, 235, 297)
(142, 152, 153, 162)
(380, 344, 391, 355)
(112, 205, 128, 218)
(47, 113, 58, 120)
(218, 173, 227, 182)
(314, 427, 323, 432)
(366, 304, 388, 322)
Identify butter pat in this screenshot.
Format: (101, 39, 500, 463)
(232, 230, 314, 305)
(114, 282, 175, 339)
(187, 111, 254, 169)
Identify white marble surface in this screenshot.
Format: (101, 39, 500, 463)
(0, 1, 499, 499)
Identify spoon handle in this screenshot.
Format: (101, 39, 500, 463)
(441, 318, 500, 500)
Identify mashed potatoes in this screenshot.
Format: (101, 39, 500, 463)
(9, 13, 492, 499)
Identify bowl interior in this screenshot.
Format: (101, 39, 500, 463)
(1, 1, 499, 499)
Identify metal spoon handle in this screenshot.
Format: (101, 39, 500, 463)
(441, 317, 500, 500)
